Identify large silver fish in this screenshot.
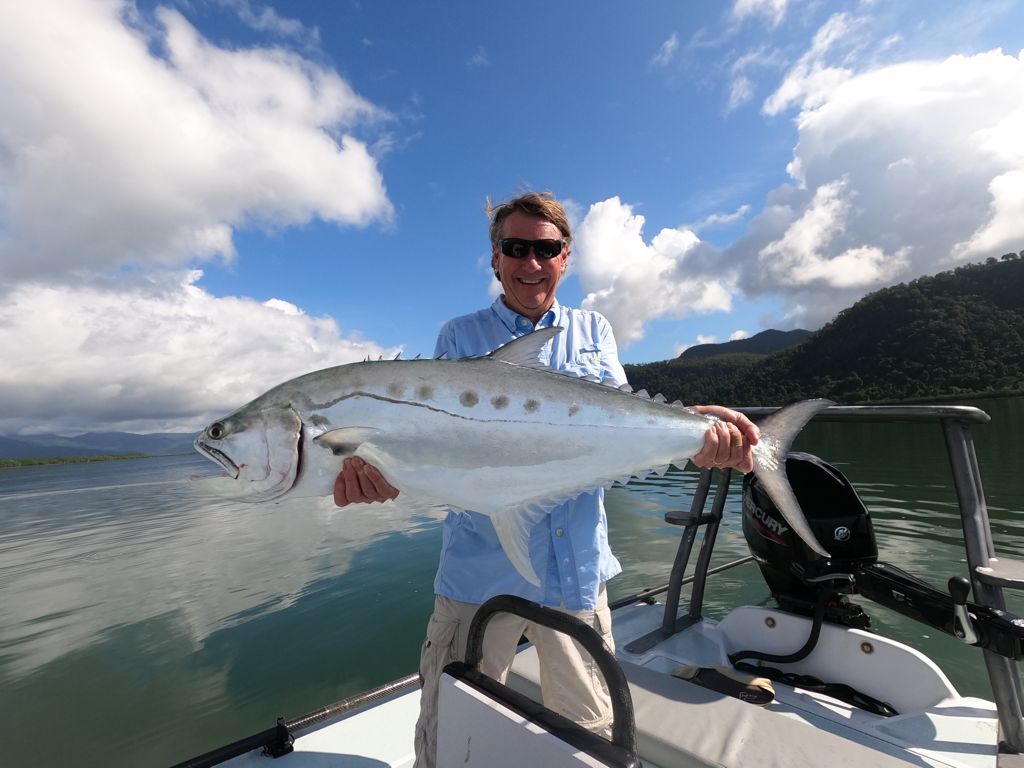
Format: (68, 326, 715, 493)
(194, 327, 833, 585)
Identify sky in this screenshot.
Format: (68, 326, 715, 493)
(1, 0, 1023, 436)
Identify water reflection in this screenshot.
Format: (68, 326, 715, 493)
(0, 455, 444, 679)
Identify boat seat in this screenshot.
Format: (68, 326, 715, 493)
(507, 646, 921, 768)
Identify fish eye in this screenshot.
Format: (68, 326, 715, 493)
(207, 422, 226, 440)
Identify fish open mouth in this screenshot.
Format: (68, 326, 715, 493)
(194, 439, 240, 479)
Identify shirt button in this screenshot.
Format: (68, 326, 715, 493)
(555, 528, 565, 537)
(516, 317, 531, 329)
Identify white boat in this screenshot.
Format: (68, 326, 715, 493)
(173, 405, 1024, 768)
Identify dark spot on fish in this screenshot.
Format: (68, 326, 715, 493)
(568, 404, 580, 417)
(491, 395, 509, 410)
(417, 385, 434, 401)
(460, 390, 479, 407)
(387, 382, 406, 398)
(309, 414, 329, 427)
(524, 399, 540, 413)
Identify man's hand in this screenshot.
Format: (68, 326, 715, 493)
(689, 405, 760, 474)
(333, 457, 400, 506)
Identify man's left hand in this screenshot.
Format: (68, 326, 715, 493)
(689, 405, 759, 474)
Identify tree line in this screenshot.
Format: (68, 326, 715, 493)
(624, 255, 1024, 406)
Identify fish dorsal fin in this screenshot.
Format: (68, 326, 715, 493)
(653, 393, 667, 403)
(635, 388, 650, 399)
(618, 383, 633, 393)
(487, 327, 563, 369)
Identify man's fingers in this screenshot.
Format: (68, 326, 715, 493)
(333, 457, 399, 506)
(363, 463, 400, 501)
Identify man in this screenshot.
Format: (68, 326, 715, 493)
(334, 191, 757, 768)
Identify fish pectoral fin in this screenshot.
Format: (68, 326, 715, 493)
(491, 507, 548, 587)
(314, 426, 381, 457)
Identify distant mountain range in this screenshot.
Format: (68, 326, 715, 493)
(0, 431, 197, 459)
(678, 329, 812, 360)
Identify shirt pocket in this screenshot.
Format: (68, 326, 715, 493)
(563, 346, 604, 379)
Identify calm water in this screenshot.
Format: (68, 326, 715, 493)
(2, 397, 1022, 767)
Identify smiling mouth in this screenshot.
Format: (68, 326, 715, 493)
(517, 278, 545, 285)
(195, 439, 240, 478)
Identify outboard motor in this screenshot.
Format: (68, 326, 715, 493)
(742, 452, 877, 626)
(736, 451, 1024, 712)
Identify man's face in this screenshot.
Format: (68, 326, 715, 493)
(492, 211, 568, 324)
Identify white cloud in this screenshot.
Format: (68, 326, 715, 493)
(733, 0, 789, 27)
(652, 33, 680, 67)
(728, 75, 756, 111)
(467, 46, 489, 68)
(758, 179, 909, 287)
(215, 0, 320, 45)
(731, 48, 1024, 327)
(954, 169, 1024, 259)
(763, 13, 857, 116)
(574, 198, 732, 347)
(730, 330, 751, 340)
(0, 272, 398, 435)
(692, 204, 752, 231)
(0, 0, 393, 283)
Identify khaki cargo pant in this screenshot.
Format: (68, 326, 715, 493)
(412, 587, 614, 768)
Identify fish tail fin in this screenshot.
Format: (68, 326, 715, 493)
(491, 507, 548, 587)
(751, 399, 835, 559)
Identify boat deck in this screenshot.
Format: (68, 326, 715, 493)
(207, 599, 997, 768)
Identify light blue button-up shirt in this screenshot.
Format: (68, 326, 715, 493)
(432, 297, 628, 611)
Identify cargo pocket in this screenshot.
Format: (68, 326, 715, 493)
(421, 611, 461, 675)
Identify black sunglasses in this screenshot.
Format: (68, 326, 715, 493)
(498, 238, 566, 260)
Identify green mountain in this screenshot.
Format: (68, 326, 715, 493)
(625, 255, 1024, 405)
(679, 329, 812, 360)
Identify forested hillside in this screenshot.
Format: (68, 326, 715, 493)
(625, 256, 1024, 405)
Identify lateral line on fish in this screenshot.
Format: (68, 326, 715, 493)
(306, 390, 504, 423)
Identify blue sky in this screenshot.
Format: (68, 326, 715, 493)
(2, 0, 1023, 434)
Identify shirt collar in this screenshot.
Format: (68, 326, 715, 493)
(491, 296, 562, 335)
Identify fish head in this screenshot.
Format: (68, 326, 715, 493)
(193, 404, 303, 502)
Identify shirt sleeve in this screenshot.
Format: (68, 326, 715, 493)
(595, 314, 629, 387)
(434, 321, 457, 360)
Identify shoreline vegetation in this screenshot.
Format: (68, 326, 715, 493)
(1, 454, 159, 469)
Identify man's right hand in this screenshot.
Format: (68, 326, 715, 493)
(333, 456, 401, 507)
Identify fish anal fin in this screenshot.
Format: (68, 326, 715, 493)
(314, 426, 381, 457)
(491, 507, 547, 586)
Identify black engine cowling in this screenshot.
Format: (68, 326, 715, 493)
(742, 452, 878, 616)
